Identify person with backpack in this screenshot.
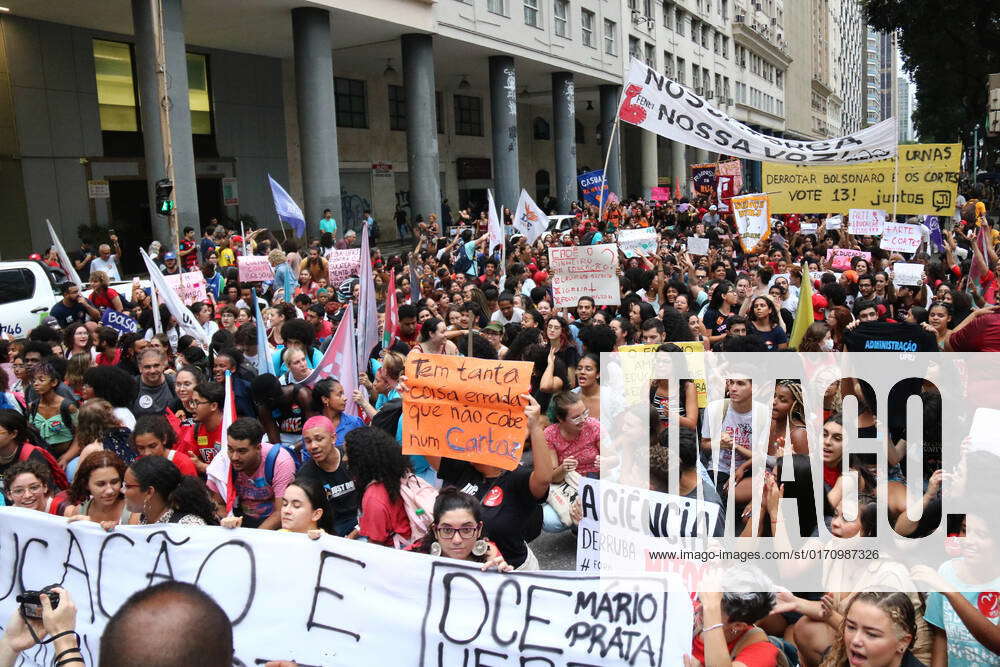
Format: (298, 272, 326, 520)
(27, 361, 77, 460)
(2, 459, 69, 515)
(0, 410, 70, 502)
(345, 426, 436, 548)
(211, 418, 295, 530)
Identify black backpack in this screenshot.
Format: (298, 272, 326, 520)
(371, 397, 403, 438)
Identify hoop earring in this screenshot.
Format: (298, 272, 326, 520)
(472, 539, 489, 557)
(430, 542, 442, 557)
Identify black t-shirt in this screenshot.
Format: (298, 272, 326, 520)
(296, 459, 358, 535)
(49, 300, 88, 328)
(437, 459, 545, 568)
(702, 308, 730, 336)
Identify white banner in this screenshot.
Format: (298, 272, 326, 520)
(46, 219, 82, 286)
(731, 194, 771, 253)
(617, 227, 658, 258)
(686, 236, 710, 256)
(0, 509, 693, 666)
(892, 262, 924, 287)
(487, 189, 504, 253)
(880, 222, 923, 253)
(548, 244, 621, 308)
(140, 250, 210, 348)
(620, 58, 897, 164)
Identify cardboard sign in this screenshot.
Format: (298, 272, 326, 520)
(548, 244, 621, 307)
(617, 344, 707, 409)
(162, 272, 208, 306)
(402, 353, 533, 470)
(800, 222, 818, 234)
(686, 236, 710, 256)
(649, 186, 671, 202)
(618, 227, 658, 257)
(731, 193, 771, 253)
(825, 215, 843, 230)
(222, 177, 239, 206)
(848, 209, 886, 235)
(101, 309, 140, 334)
(0, 508, 694, 667)
(237, 255, 274, 283)
(826, 248, 872, 271)
(327, 248, 361, 286)
(880, 222, 923, 253)
(892, 262, 924, 287)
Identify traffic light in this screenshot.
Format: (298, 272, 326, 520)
(155, 178, 174, 216)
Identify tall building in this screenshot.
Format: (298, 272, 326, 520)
(836, 0, 865, 133)
(865, 29, 882, 125)
(878, 31, 898, 123)
(898, 77, 912, 141)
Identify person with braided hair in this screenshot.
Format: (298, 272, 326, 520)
(819, 591, 925, 667)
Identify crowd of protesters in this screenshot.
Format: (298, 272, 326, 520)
(3, 183, 1000, 667)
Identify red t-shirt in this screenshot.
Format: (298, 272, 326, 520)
(358, 482, 411, 547)
(95, 349, 121, 367)
(175, 421, 224, 464)
(180, 239, 198, 270)
(949, 312, 1000, 352)
(165, 449, 199, 477)
(543, 418, 601, 475)
(691, 632, 778, 666)
(90, 288, 120, 310)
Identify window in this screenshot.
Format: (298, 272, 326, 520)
(94, 39, 138, 132)
(664, 51, 674, 77)
(676, 57, 686, 84)
(436, 91, 444, 134)
(524, 0, 539, 27)
(675, 10, 685, 36)
(691, 20, 699, 44)
(186, 53, 211, 135)
(335, 78, 367, 128)
(487, 0, 506, 14)
(581, 9, 595, 46)
(643, 0, 653, 18)
(554, 0, 569, 37)
(692, 63, 699, 88)
(663, 2, 673, 29)
(536, 170, 550, 202)
(644, 42, 655, 68)
(533, 117, 550, 140)
(604, 19, 617, 55)
(454, 95, 483, 136)
(629, 36, 640, 60)
(0, 269, 34, 305)
(388, 85, 406, 131)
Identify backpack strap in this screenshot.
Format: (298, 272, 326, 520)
(59, 398, 75, 434)
(263, 443, 282, 486)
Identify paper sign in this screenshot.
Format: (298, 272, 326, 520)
(969, 408, 1000, 457)
(848, 209, 886, 235)
(222, 177, 239, 206)
(649, 186, 671, 202)
(548, 244, 621, 307)
(327, 248, 362, 286)
(617, 344, 706, 409)
(162, 272, 208, 305)
(731, 193, 771, 253)
(87, 179, 109, 199)
(892, 262, 924, 287)
(402, 353, 533, 470)
(880, 222, 923, 253)
(800, 222, 818, 234)
(826, 248, 872, 271)
(237, 255, 275, 283)
(686, 237, 710, 256)
(825, 215, 843, 230)
(618, 227, 658, 257)
(101, 309, 140, 334)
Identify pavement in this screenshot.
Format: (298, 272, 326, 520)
(531, 529, 578, 570)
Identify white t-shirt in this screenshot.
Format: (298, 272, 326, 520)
(700, 398, 770, 475)
(491, 307, 524, 325)
(90, 255, 121, 281)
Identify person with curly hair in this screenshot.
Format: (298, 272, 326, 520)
(64, 450, 132, 528)
(80, 365, 138, 429)
(69, 399, 135, 478)
(3, 459, 67, 514)
(344, 426, 415, 547)
(819, 592, 923, 667)
(123, 455, 218, 525)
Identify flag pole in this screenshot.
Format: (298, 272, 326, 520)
(597, 85, 627, 224)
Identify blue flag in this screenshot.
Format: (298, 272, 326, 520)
(926, 215, 944, 253)
(252, 289, 275, 376)
(267, 174, 306, 238)
(577, 169, 607, 206)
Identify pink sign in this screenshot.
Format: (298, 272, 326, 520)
(825, 248, 872, 271)
(649, 187, 670, 202)
(162, 272, 208, 305)
(237, 255, 275, 283)
(327, 249, 362, 286)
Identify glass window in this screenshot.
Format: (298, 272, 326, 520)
(187, 53, 211, 135)
(388, 85, 406, 131)
(533, 117, 550, 140)
(629, 36, 640, 60)
(335, 78, 368, 128)
(675, 9, 685, 36)
(554, 0, 569, 37)
(524, 0, 539, 27)
(581, 10, 595, 47)
(93, 39, 138, 132)
(0, 269, 34, 305)
(644, 43, 655, 68)
(604, 19, 616, 55)
(436, 91, 444, 134)
(454, 95, 483, 136)
(487, 0, 507, 14)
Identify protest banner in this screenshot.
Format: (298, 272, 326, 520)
(162, 272, 208, 306)
(730, 194, 771, 253)
(100, 309, 140, 334)
(880, 222, 923, 253)
(825, 248, 872, 271)
(618, 227, 658, 257)
(892, 262, 924, 287)
(402, 353, 533, 470)
(237, 255, 274, 283)
(762, 143, 961, 214)
(618, 344, 706, 409)
(649, 186, 671, 202)
(327, 248, 361, 286)
(548, 244, 621, 307)
(577, 169, 607, 206)
(691, 164, 717, 194)
(848, 209, 886, 235)
(0, 508, 693, 667)
(620, 58, 896, 165)
(686, 236, 710, 256)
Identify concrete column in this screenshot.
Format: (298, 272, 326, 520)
(292, 7, 341, 239)
(132, 0, 200, 248)
(489, 56, 519, 216)
(401, 34, 441, 229)
(671, 140, 687, 198)
(640, 132, 658, 200)
(599, 84, 622, 197)
(696, 147, 711, 165)
(551, 72, 576, 214)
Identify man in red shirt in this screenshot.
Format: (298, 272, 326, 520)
(175, 382, 225, 474)
(179, 226, 198, 271)
(94, 327, 121, 366)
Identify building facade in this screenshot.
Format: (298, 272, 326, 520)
(897, 76, 912, 142)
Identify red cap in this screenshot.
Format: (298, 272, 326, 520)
(28, 253, 42, 261)
(812, 293, 828, 319)
(533, 271, 549, 283)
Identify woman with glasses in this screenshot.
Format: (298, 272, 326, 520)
(122, 455, 218, 526)
(2, 460, 67, 515)
(540, 391, 601, 533)
(409, 488, 512, 571)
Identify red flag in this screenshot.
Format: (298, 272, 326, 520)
(384, 268, 398, 350)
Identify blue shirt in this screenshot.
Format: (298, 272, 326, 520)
(273, 262, 295, 300)
(272, 346, 324, 376)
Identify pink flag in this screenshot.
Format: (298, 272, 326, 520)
(384, 268, 398, 351)
(205, 370, 238, 514)
(356, 224, 379, 381)
(301, 306, 359, 417)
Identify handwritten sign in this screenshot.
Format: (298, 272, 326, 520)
(617, 344, 707, 409)
(880, 222, 923, 253)
(327, 248, 362, 286)
(731, 193, 770, 253)
(548, 244, 620, 308)
(618, 227, 658, 258)
(101, 309, 140, 334)
(825, 248, 872, 271)
(402, 353, 532, 470)
(649, 186, 671, 202)
(848, 209, 886, 235)
(0, 508, 694, 667)
(237, 255, 274, 283)
(825, 215, 843, 230)
(686, 236, 710, 256)
(892, 262, 924, 287)
(162, 272, 208, 305)
(800, 222, 818, 235)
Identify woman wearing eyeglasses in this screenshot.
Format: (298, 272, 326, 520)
(2, 460, 67, 515)
(540, 391, 601, 533)
(410, 488, 512, 571)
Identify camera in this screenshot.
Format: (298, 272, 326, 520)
(16, 585, 60, 620)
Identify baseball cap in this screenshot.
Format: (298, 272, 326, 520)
(163, 252, 177, 260)
(709, 205, 718, 211)
(483, 323, 503, 334)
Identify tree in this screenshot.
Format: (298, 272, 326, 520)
(862, 0, 1000, 150)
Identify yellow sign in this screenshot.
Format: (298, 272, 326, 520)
(762, 143, 961, 216)
(618, 343, 707, 409)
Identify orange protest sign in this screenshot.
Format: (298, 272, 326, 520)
(402, 353, 533, 470)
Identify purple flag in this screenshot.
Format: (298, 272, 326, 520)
(926, 216, 944, 253)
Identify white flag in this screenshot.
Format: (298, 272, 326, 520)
(46, 219, 82, 286)
(205, 369, 238, 514)
(513, 189, 547, 244)
(487, 189, 503, 254)
(140, 249, 211, 349)
(356, 224, 379, 379)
